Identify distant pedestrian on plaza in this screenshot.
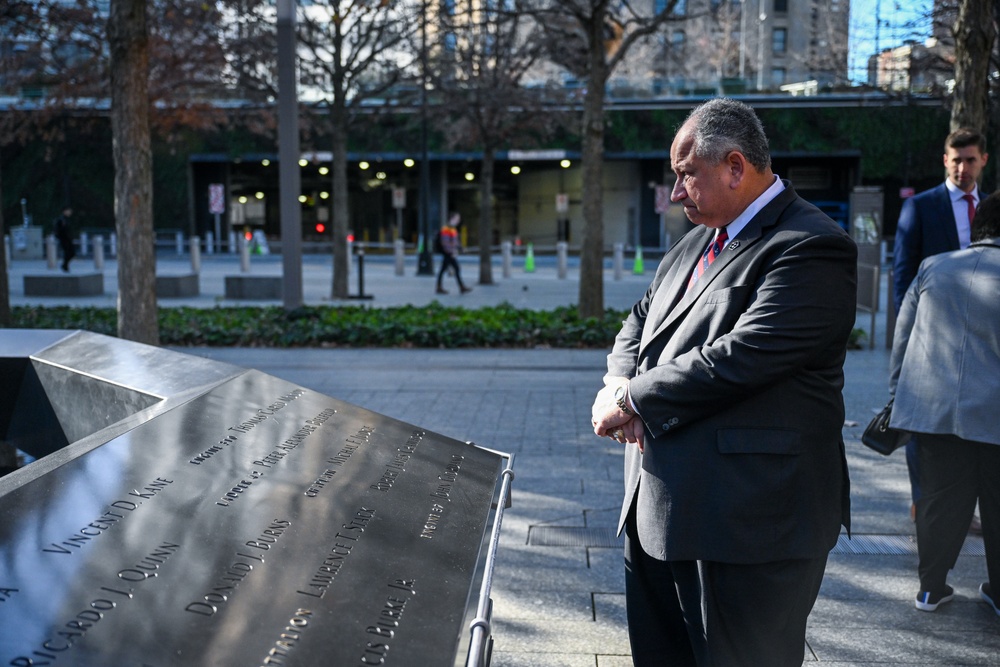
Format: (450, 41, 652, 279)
(889, 190, 1000, 617)
(893, 128, 988, 529)
(435, 211, 471, 295)
(53, 207, 75, 272)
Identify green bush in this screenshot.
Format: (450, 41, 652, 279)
(9, 303, 630, 348)
(9, 304, 869, 350)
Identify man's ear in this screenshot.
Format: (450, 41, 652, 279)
(726, 151, 747, 189)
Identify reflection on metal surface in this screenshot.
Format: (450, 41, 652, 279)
(0, 330, 511, 666)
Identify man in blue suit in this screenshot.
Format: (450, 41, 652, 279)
(893, 128, 988, 527)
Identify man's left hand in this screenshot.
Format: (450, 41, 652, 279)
(592, 382, 646, 452)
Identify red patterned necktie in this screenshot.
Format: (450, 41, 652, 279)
(687, 229, 729, 290)
(963, 193, 976, 223)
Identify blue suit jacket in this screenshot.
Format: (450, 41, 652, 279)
(892, 183, 973, 311)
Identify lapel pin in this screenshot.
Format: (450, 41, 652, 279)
(728, 240, 740, 250)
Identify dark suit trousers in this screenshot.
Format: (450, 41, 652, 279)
(915, 433, 1000, 594)
(624, 513, 827, 667)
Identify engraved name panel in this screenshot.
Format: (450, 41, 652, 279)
(0, 371, 505, 666)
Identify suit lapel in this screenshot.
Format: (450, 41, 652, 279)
(641, 185, 796, 352)
(641, 228, 712, 342)
(940, 185, 961, 249)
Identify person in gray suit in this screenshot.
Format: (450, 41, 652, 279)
(892, 128, 988, 526)
(592, 98, 857, 666)
(889, 191, 1000, 617)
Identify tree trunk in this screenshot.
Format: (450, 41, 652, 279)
(109, 0, 157, 345)
(330, 104, 350, 299)
(950, 0, 995, 132)
(577, 27, 609, 320)
(478, 147, 495, 285)
(0, 151, 10, 327)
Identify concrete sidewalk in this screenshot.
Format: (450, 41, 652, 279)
(6, 252, 998, 664)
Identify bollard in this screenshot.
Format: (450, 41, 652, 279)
(633, 245, 645, 274)
(46, 235, 58, 269)
(239, 234, 250, 272)
(92, 235, 104, 270)
(110, 233, 117, 257)
(524, 243, 535, 273)
(394, 238, 405, 276)
(613, 243, 624, 280)
(79, 231, 89, 257)
(557, 241, 568, 279)
(350, 244, 373, 300)
(175, 231, 184, 256)
(205, 231, 215, 255)
(501, 241, 512, 279)
(346, 238, 353, 277)
(189, 236, 202, 274)
(229, 231, 238, 254)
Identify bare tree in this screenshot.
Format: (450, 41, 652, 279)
(950, 0, 996, 132)
(430, 1, 556, 285)
(526, 0, 680, 318)
(0, 0, 105, 325)
(1, 0, 235, 340)
(109, 0, 157, 344)
(295, 1, 419, 299)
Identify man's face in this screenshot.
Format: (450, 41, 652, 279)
(944, 144, 988, 193)
(669, 125, 738, 229)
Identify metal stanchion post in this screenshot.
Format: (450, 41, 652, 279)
(239, 235, 250, 272)
(350, 244, 373, 300)
(394, 238, 405, 276)
(613, 243, 624, 280)
(93, 235, 104, 270)
(46, 235, 58, 269)
(190, 236, 201, 274)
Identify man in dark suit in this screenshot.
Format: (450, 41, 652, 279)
(592, 98, 857, 666)
(892, 128, 988, 527)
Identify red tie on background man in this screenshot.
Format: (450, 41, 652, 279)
(687, 228, 729, 290)
(963, 193, 976, 223)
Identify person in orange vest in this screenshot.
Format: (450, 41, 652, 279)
(435, 211, 471, 295)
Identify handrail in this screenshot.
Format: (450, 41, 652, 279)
(466, 452, 515, 667)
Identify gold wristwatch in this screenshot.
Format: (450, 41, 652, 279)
(614, 384, 634, 416)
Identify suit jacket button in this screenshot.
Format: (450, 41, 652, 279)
(669, 417, 679, 426)
(662, 423, 671, 431)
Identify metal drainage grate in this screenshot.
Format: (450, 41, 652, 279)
(832, 534, 985, 556)
(527, 528, 986, 556)
(527, 526, 623, 548)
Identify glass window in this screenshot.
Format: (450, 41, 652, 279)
(771, 67, 786, 86)
(774, 0, 788, 12)
(772, 28, 787, 54)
